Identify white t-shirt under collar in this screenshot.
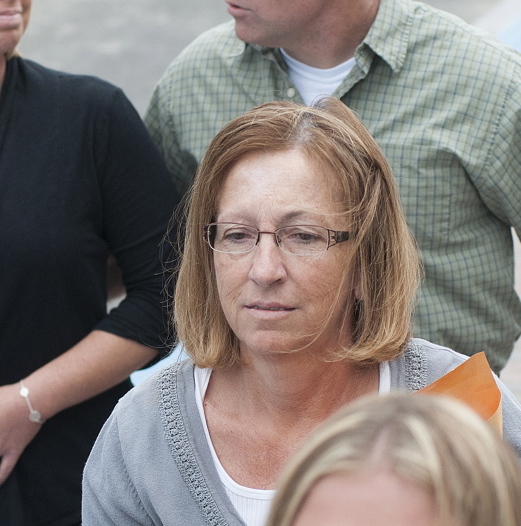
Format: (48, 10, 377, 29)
(280, 48, 356, 105)
(194, 361, 391, 526)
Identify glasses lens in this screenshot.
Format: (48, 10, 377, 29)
(209, 223, 257, 253)
(277, 226, 328, 255)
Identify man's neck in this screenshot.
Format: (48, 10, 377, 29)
(282, 0, 380, 68)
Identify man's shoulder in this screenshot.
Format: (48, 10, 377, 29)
(153, 20, 258, 95)
(407, 0, 521, 68)
(175, 20, 245, 64)
(366, 0, 521, 81)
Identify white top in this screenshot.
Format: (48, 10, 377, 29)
(280, 48, 356, 106)
(194, 361, 391, 526)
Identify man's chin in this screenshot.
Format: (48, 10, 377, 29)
(233, 23, 269, 47)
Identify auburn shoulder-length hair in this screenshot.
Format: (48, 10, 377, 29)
(173, 97, 421, 369)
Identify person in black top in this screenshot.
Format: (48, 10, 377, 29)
(0, 1, 179, 524)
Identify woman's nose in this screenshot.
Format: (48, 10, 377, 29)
(248, 233, 287, 286)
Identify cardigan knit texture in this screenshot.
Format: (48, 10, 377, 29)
(82, 339, 521, 526)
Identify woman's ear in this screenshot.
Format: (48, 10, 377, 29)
(352, 258, 363, 300)
(354, 279, 363, 300)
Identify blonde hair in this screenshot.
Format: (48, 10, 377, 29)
(266, 393, 521, 526)
(173, 97, 420, 368)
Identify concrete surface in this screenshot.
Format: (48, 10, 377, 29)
(19, 0, 503, 115)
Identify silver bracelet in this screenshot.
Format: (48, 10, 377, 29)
(19, 380, 45, 424)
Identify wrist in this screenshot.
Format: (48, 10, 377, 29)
(19, 379, 45, 424)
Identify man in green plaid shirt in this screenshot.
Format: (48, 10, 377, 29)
(145, 0, 521, 373)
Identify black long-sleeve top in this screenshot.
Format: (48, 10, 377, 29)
(0, 57, 179, 525)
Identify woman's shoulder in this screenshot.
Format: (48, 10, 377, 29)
(406, 338, 468, 365)
(15, 57, 127, 106)
(390, 338, 468, 390)
(19, 57, 114, 86)
(120, 359, 194, 410)
(103, 360, 196, 447)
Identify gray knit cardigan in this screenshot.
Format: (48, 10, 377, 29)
(82, 339, 521, 525)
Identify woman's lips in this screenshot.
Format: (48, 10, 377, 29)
(249, 306, 291, 310)
(246, 304, 295, 312)
(246, 305, 294, 320)
(0, 10, 23, 29)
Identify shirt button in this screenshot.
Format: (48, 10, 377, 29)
(286, 87, 296, 98)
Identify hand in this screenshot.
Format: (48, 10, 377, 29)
(0, 383, 43, 485)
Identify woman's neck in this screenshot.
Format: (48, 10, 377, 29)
(210, 351, 379, 426)
(0, 56, 6, 89)
(203, 354, 379, 488)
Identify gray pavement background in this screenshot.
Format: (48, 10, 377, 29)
(19, 0, 230, 115)
(19, 0, 502, 115)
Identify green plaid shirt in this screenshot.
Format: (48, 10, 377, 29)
(145, 0, 521, 372)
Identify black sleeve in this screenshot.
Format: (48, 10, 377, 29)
(93, 88, 180, 354)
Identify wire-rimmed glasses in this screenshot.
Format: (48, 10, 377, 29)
(204, 223, 351, 256)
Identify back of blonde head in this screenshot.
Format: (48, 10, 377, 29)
(266, 393, 521, 526)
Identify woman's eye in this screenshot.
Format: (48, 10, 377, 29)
(294, 232, 318, 242)
(284, 228, 324, 244)
(223, 230, 255, 242)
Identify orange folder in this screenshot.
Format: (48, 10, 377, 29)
(416, 352, 502, 435)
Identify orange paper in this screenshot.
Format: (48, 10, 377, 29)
(416, 352, 502, 435)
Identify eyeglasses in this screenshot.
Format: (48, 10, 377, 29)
(204, 223, 351, 256)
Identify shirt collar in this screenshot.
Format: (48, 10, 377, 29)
(361, 0, 412, 73)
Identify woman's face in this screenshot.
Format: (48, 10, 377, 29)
(0, 0, 31, 57)
(213, 148, 355, 359)
(293, 470, 440, 526)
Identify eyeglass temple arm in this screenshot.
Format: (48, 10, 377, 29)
(329, 230, 351, 247)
